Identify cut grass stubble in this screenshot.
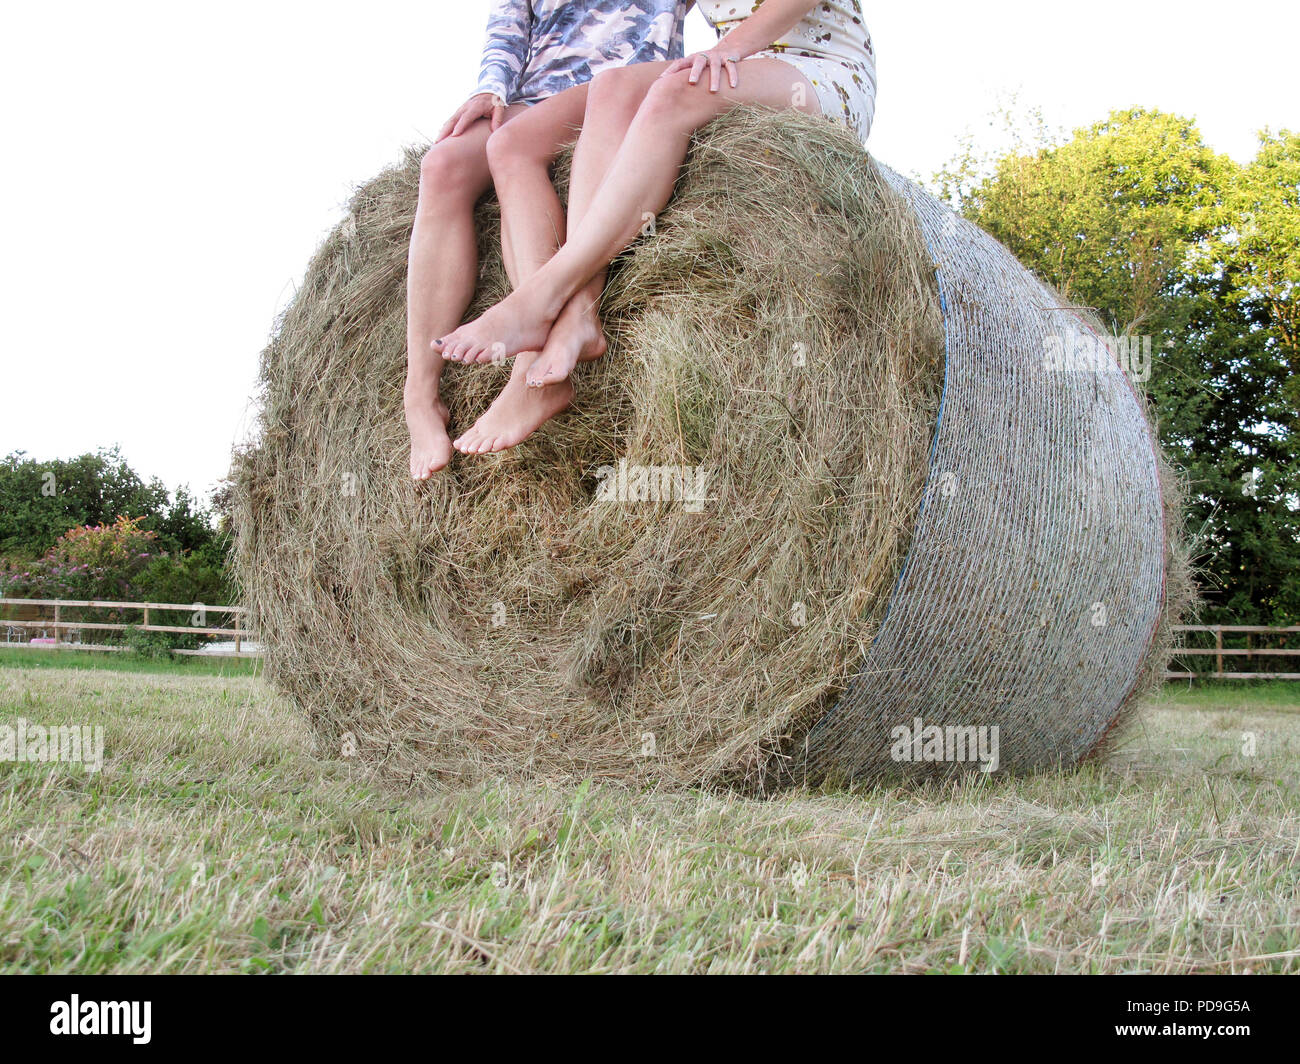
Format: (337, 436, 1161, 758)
(0, 664, 1295, 974)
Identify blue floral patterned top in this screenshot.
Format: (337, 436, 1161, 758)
(476, 1, 692, 105)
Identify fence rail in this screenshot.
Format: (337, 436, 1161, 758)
(0, 597, 258, 658)
(0, 603, 1295, 676)
(1166, 625, 1298, 681)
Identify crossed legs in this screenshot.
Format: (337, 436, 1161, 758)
(405, 88, 586, 476)
(450, 66, 665, 453)
(451, 85, 599, 453)
(435, 60, 820, 373)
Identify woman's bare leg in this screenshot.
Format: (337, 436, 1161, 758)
(524, 63, 668, 389)
(450, 86, 596, 453)
(405, 114, 519, 479)
(453, 68, 667, 453)
(491, 89, 589, 295)
(435, 60, 819, 365)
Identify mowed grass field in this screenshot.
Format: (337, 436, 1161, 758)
(1, 651, 1297, 973)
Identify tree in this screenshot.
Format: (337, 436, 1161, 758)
(0, 447, 224, 559)
(932, 111, 1299, 624)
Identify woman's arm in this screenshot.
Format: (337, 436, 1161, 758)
(437, 0, 533, 140)
(475, 0, 534, 105)
(671, 0, 820, 91)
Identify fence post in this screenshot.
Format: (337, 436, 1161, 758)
(53, 602, 61, 646)
(1215, 626, 1223, 677)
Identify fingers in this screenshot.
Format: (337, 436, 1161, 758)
(450, 97, 493, 138)
(681, 52, 738, 93)
(451, 106, 477, 138)
(491, 102, 505, 131)
(435, 113, 457, 144)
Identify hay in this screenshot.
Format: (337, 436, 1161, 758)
(231, 110, 1181, 792)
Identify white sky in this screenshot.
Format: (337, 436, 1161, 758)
(2, 0, 1295, 500)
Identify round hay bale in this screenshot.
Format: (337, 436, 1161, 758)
(231, 110, 1184, 791)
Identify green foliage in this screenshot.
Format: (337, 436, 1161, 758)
(131, 553, 231, 610)
(0, 515, 233, 644)
(124, 625, 201, 658)
(1218, 130, 1300, 435)
(0, 446, 225, 559)
(0, 516, 161, 601)
(934, 110, 1299, 624)
(940, 108, 1230, 332)
(0, 448, 233, 631)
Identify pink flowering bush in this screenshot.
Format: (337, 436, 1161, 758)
(1, 516, 161, 600)
(1, 515, 230, 650)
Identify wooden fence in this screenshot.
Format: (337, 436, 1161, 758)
(1166, 625, 1300, 681)
(0, 598, 258, 658)
(0, 602, 1296, 675)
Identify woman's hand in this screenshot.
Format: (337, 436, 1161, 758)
(661, 47, 742, 93)
(436, 92, 506, 142)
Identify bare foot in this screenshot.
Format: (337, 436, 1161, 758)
(434, 285, 559, 365)
(405, 369, 452, 479)
(453, 354, 573, 454)
(526, 305, 607, 388)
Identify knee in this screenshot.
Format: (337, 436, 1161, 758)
(588, 66, 652, 118)
(485, 121, 550, 179)
(418, 142, 479, 200)
(636, 72, 697, 126)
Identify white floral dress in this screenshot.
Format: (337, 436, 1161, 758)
(695, 1, 877, 143)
